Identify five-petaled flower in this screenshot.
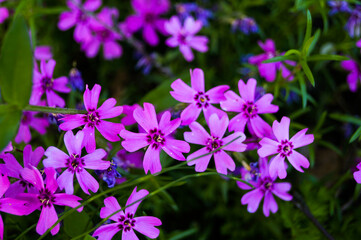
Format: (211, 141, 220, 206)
(93, 187, 162, 240)
(237, 158, 293, 217)
(170, 68, 229, 125)
(257, 117, 314, 179)
(165, 16, 208, 61)
(120, 102, 190, 174)
(184, 114, 247, 174)
(59, 84, 123, 153)
(220, 78, 278, 138)
(43, 130, 110, 195)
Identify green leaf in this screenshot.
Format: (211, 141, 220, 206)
(64, 209, 92, 237)
(0, 105, 22, 151)
(262, 55, 297, 63)
(307, 55, 349, 61)
(329, 113, 361, 125)
(304, 9, 312, 43)
(303, 29, 320, 56)
(350, 125, 361, 143)
(83, 236, 96, 240)
(284, 49, 301, 56)
(0, 14, 33, 108)
(300, 60, 315, 86)
(297, 72, 308, 108)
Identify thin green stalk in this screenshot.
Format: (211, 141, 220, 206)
(24, 104, 87, 114)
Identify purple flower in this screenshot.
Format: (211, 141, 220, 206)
(17, 167, 83, 235)
(0, 142, 12, 156)
(0, 7, 8, 24)
(354, 162, 361, 183)
(93, 187, 161, 240)
(0, 145, 44, 197)
(238, 158, 292, 217)
(43, 130, 110, 194)
(15, 111, 49, 144)
(220, 78, 278, 138)
(119, 103, 190, 174)
(34, 46, 53, 61)
(125, 0, 170, 46)
(248, 39, 296, 82)
(165, 16, 208, 62)
(58, 0, 101, 43)
(0, 174, 30, 240)
(341, 59, 361, 92)
(346, 6, 361, 38)
(184, 114, 247, 174)
(95, 160, 122, 188)
(81, 7, 123, 60)
(258, 117, 314, 179)
(69, 67, 84, 91)
(176, 3, 213, 27)
(59, 84, 123, 153)
(231, 17, 258, 34)
(170, 68, 229, 125)
(31, 59, 71, 107)
(328, 1, 351, 15)
(121, 104, 142, 126)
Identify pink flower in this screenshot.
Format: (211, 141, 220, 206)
(125, 0, 170, 46)
(43, 130, 110, 194)
(354, 162, 361, 183)
(31, 59, 71, 107)
(0, 7, 9, 24)
(184, 114, 247, 174)
(0, 145, 44, 197)
(248, 39, 296, 82)
(58, 0, 101, 43)
(170, 68, 229, 125)
(340, 59, 361, 92)
(238, 158, 292, 217)
(34, 46, 53, 61)
(220, 78, 278, 138)
(258, 117, 314, 179)
(121, 104, 141, 126)
(15, 111, 49, 144)
(93, 187, 161, 240)
(81, 7, 123, 60)
(17, 167, 83, 235)
(119, 103, 190, 174)
(59, 84, 123, 153)
(0, 174, 30, 240)
(165, 16, 208, 61)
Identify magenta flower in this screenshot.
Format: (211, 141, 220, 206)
(165, 16, 208, 61)
(258, 117, 314, 179)
(93, 187, 161, 240)
(17, 167, 82, 235)
(81, 7, 123, 60)
(31, 59, 71, 107)
(59, 84, 123, 153)
(354, 162, 361, 183)
(0, 174, 30, 240)
(220, 78, 278, 138)
(58, 0, 101, 43)
(121, 104, 141, 126)
(170, 68, 229, 125)
(43, 130, 110, 194)
(15, 111, 49, 144)
(0, 145, 44, 197)
(34, 46, 53, 61)
(125, 0, 170, 46)
(184, 114, 246, 174)
(0, 7, 9, 24)
(341, 59, 361, 92)
(119, 103, 190, 174)
(248, 39, 296, 82)
(237, 158, 292, 217)
(0, 142, 12, 156)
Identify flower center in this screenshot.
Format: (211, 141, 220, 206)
(38, 188, 55, 208)
(42, 77, 54, 91)
(242, 101, 258, 118)
(146, 128, 165, 149)
(277, 140, 294, 158)
(118, 213, 136, 232)
(194, 91, 210, 108)
(84, 110, 100, 128)
(19, 177, 34, 189)
(144, 13, 156, 24)
(66, 154, 85, 173)
(260, 177, 274, 192)
(97, 29, 111, 41)
(206, 136, 223, 152)
(21, 112, 32, 125)
(177, 33, 187, 44)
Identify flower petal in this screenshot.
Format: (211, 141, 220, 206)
(125, 187, 149, 215)
(220, 90, 244, 112)
(190, 68, 205, 92)
(272, 182, 293, 201)
(272, 116, 290, 141)
(143, 147, 162, 174)
(133, 103, 158, 132)
(98, 98, 123, 119)
(96, 120, 123, 142)
(269, 154, 287, 179)
(76, 170, 99, 195)
(186, 147, 212, 172)
(241, 188, 263, 213)
(57, 169, 74, 194)
(120, 130, 148, 152)
(287, 150, 310, 173)
(184, 121, 210, 145)
(162, 139, 189, 160)
(170, 79, 196, 103)
(290, 128, 314, 149)
(100, 196, 123, 221)
(44, 147, 68, 169)
(54, 193, 82, 212)
(64, 130, 84, 156)
(228, 113, 248, 133)
(258, 137, 279, 157)
(206, 85, 229, 103)
(255, 94, 279, 114)
(208, 114, 228, 139)
(263, 191, 278, 217)
(214, 151, 235, 174)
(93, 223, 120, 240)
(133, 216, 162, 239)
(59, 114, 86, 131)
(83, 149, 109, 170)
(36, 205, 60, 236)
(180, 103, 202, 126)
(238, 78, 256, 102)
(222, 132, 246, 152)
(84, 84, 101, 111)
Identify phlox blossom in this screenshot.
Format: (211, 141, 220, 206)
(258, 117, 314, 179)
(341, 59, 361, 92)
(120, 103, 190, 174)
(93, 187, 161, 240)
(237, 158, 292, 216)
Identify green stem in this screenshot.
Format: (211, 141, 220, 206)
(24, 104, 87, 114)
(14, 224, 37, 240)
